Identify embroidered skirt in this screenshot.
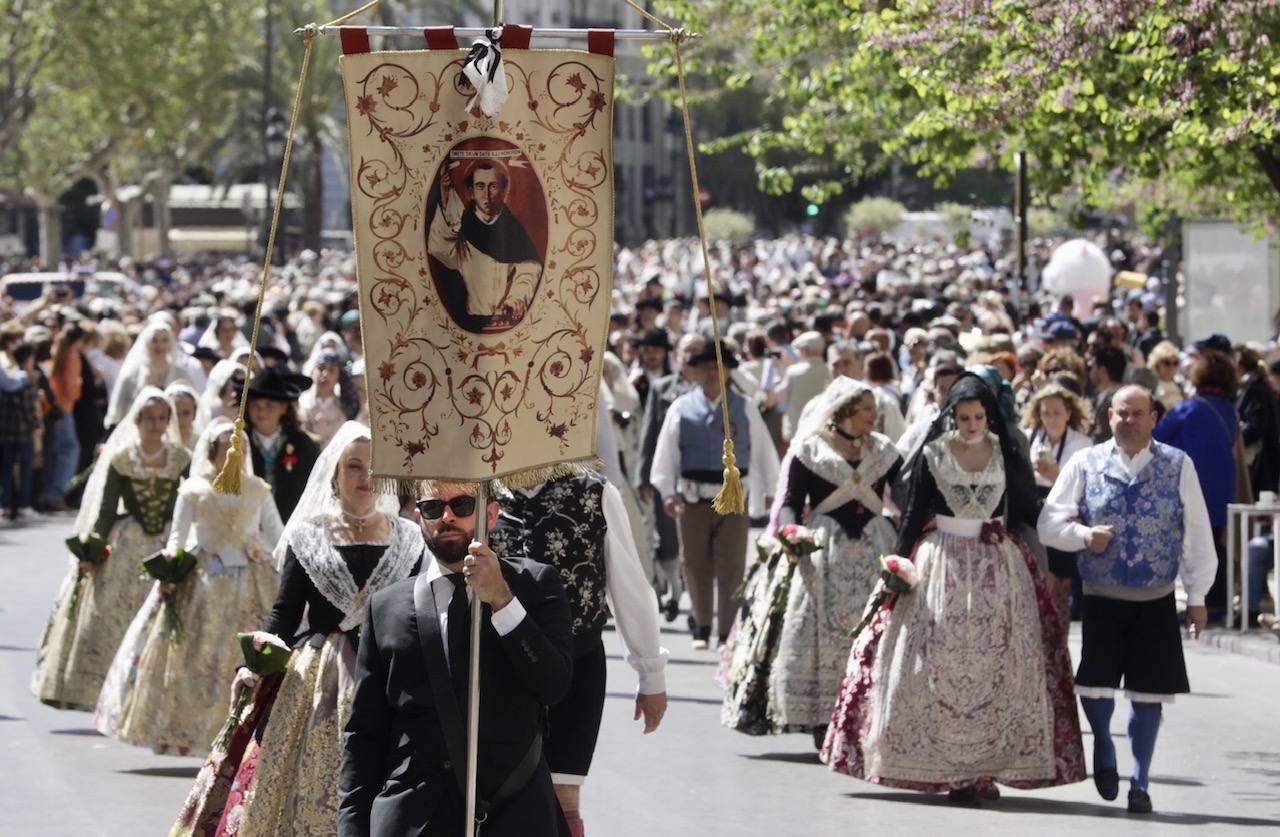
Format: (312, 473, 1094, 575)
(216, 632, 357, 837)
(822, 519, 1085, 790)
(31, 519, 162, 710)
(719, 548, 797, 735)
(770, 515, 897, 731)
(94, 553, 280, 755)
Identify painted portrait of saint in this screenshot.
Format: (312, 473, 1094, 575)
(425, 138, 548, 334)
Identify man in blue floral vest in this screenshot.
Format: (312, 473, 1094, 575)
(1038, 385, 1217, 815)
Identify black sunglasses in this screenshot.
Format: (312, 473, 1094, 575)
(416, 496, 478, 520)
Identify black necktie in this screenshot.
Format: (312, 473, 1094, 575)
(446, 573, 471, 709)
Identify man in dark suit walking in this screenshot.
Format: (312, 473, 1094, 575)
(339, 483, 574, 837)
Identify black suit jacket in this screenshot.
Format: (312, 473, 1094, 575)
(636, 372, 692, 487)
(339, 556, 574, 837)
(250, 426, 320, 523)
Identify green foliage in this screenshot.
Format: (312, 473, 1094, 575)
(654, 0, 1280, 226)
(1028, 206, 1068, 237)
(702, 208, 756, 241)
(844, 197, 905, 237)
(936, 202, 973, 231)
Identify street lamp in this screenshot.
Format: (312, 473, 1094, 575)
(263, 107, 287, 264)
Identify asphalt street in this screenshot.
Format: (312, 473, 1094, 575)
(2, 513, 1279, 835)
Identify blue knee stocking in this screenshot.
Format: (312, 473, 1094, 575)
(1080, 697, 1116, 772)
(1128, 702, 1162, 791)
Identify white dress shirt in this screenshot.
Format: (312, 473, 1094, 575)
(422, 554, 526, 670)
(514, 481, 668, 694)
(650, 388, 781, 518)
(1025, 426, 1093, 489)
(1037, 439, 1218, 606)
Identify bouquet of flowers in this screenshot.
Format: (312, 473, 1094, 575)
(140, 549, 200, 640)
(848, 555, 921, 640)
(215, 631, 292, 750)
(63, 533, 111, 619)
(777, 524, 823, 560)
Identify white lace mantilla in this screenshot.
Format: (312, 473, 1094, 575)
(796, 432, 898, 518)
(922, 432, 1004, 520)
(289, 514, 424, 631)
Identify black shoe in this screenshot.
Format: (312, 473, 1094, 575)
(975, 781, 1000, 802)
(1127, 788, 1153, 814)
(662, 597, 679, 623)
(947, 786, 980, 806)
(1093, 767, 1120, 801)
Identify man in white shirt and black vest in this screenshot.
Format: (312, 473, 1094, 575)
(488, 469, 668, 837)
(1038, 385, 1216, 815)
(651, 340, 781, 650)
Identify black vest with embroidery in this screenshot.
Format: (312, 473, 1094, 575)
(489, 473, 609, 655)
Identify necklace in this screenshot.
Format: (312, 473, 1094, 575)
(833, 426, 864, 448)
(341, 507, 380, 533)
(138, 444, 166, 465)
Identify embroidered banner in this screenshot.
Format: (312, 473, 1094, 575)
(340, 37, 614, 484)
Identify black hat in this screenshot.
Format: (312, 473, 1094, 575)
(631, 328, 673, 350)
(246, 366, 311, 402)
(191, 346, 222, 364)
(635, 297, 664, 312)
(258, 345, 291, 366)
(686, 340, 740, 370)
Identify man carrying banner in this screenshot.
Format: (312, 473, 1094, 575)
(651, 340, 781, 650)
(488, 470, 668, 837)
(339, 483, 574, 837)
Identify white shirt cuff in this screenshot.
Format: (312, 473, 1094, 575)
(490, 596, 527, 636)
(632, 649, 669, 694)
(1185, 592, 1206, 607)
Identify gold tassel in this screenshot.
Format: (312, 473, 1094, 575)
(712, 439, 745, 515)
(212, 420, 246, 495)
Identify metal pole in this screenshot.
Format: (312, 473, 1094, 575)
(295, 24, 693, 42)
(464, 479, 488, 837)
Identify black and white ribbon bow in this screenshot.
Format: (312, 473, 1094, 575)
(462, 27, 510, 117)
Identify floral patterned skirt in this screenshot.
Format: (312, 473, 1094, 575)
(170, 674, 284, 837)
(770, 515, 896, 731)
(216, 632, 356, 837)
(94, 554, 280, 755)
(31, 520, 161, 710)
(822, 526, 1085, 791)
(719, 550, 796, 735)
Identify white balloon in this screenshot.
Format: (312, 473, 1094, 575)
(1041, 238, 1112, 318)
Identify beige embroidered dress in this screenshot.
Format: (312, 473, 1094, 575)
(93, 475, 283, 754)
(32, 443, 191, 709)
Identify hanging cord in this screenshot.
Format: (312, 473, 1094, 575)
(619, 1, 743, 514)
(214, 1, 383, 494)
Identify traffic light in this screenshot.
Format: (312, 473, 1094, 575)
(805, 203, 820, 217)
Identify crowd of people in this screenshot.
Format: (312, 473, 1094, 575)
(2, 226, 1276, 830)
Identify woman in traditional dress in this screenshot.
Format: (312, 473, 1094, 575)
(105, 320, 192, 430)
(32, 387, 190, 710)
(770, 379, 901, 745)
(823, 373, 1084, 803)
(721, 378, 901, 746)
(170, 421, 422, 837)
(93, 417, 283, 754)
(201, 358, 248, 424)
(167, 380, 209, 450)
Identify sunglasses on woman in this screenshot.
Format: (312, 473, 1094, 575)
(415, 496, 477, 519)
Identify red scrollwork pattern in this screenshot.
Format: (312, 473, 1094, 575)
(344, 53, 613, 478)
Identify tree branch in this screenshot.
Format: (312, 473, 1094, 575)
(1253, 145, 1280, 198)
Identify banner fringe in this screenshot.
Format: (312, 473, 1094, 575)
(371, 458, 605, 499)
